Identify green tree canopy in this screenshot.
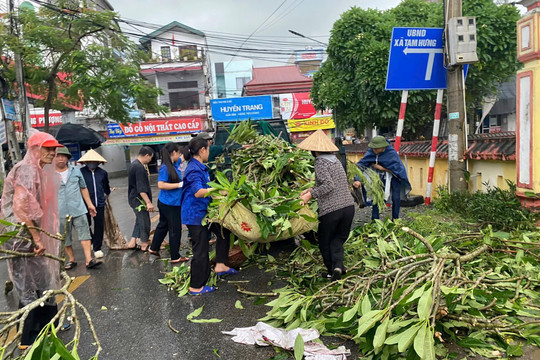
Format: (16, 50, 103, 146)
(311, 0, 521, 138)
(7, 0, 166, 132)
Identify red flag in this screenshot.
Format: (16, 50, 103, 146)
(172, 34, 175, 46)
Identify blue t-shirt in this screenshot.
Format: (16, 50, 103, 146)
(181, 158, 211, 225)
(158, 160, 183, 206)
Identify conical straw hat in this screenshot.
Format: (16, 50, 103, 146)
(78, 149, 107, 163)
(297, 129, 338, 152)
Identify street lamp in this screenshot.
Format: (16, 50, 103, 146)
(288, 30, 328, 47)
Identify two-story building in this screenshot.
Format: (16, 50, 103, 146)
(139, 21, 211, 129)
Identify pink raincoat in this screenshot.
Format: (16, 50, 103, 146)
(0, 131, 61, 305)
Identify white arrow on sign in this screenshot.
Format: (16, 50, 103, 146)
(403, 47, 444, 81)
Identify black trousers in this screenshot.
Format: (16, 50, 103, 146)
(150, 200, 182, 260)
(318, 205, 355, 274)
(187, 223, 231, 288)
(87, 206, 105, 251)
(131, 208, 151, 243)
(19, 302, 58, 346)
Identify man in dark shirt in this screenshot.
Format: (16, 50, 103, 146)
(127, 146, 154, 251)
(79, 149, 111, 258)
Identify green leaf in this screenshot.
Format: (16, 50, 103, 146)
(373, 316, 390, 353)
(417, 287, 433, 320)
(361, 294, 372, 315)
(506, 345, 523, 357)
(235, 300, 244, 310)
(190, 318, 223, 323)
(398, 323, 422, 353)
(187, 305, 204, 321)
(424, 326, 436, 360)
(457, 338, 493, 349)
(342, 301, 360, 322)
(356, 310, 385, 337)
(413, 324, 426, 359)
(294, 333, 304, 360)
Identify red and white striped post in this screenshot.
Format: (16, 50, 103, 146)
(425, 89, 444, 205)
(394, 90, 408, 154)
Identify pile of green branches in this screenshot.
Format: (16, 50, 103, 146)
(434, 181, 539, 231)
(261, 213, 540, 359)
(208, 131, 316, 241)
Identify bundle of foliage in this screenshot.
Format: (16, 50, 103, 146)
(208, 131, 316, 241)
(261, 214, 540, 359)
(311, 0, 521, 137)
(433, 181, 539, 231)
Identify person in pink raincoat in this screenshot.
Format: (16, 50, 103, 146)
(0, 130, 64, 347)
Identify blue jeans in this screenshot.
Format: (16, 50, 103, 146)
(372, 177, 401, 220)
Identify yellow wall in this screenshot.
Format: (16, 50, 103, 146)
(346, 152, 516, 197)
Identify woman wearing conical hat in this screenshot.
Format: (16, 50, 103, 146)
(78, 149, 110, 259)
(298, 130, 355, 281)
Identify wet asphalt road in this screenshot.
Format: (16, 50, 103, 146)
(0, 175, 359, 360)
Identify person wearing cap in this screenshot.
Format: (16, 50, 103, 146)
(79, 149, 111, 259)
(193, 131, 213, 144)
(0, 130, 63, 347)
(353, 135, 411, 220)
(298, 130, 355, 281)
(55, 146, 101, 270)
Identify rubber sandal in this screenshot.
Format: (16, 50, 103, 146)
(141, 245, 150, 252)
(189, 285, 216, 295)
(170, 257, 190, 263)
(64, 261, 77, 270)
(216, 268, 238, 276)
(60, 323, 72, 332)
(148, 249, 160, 257)
(128, 244, 141, 251)
(86, 259, 102, 269)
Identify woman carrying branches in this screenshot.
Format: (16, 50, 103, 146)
(181, 137, 237, 295)
(0, 131, 64, 348)
(298, 130, 355, 281)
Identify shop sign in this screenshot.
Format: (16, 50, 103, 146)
(290, 129, 332, 144)
(287, 116, 335, 132)
(103, 134, 192, 146)
(279, 93, 316, 120)
(1, 99, 16, 120)
(107, 118, 202, 138)
(14, 111, 63, 131)
(211, 95, 273, 121)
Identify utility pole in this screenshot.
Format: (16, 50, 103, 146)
(445, 0, 468, 192)
(9, 0, 32, 145)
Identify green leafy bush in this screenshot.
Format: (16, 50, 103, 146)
(434, 181, 538, 230)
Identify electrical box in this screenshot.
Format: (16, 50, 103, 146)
(447, 16, 479, 65)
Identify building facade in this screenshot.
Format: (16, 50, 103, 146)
(212, 60, 253, 99)
(139, 21, 211, 128)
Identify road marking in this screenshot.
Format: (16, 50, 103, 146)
(151, 214, 159, 223)
(57, 275, 91, 303)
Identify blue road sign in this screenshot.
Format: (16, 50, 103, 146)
(211, 95, 273, 121)
(386, 27, 447, 90)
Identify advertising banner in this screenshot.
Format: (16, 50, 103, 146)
(211, 95, 273, 121)
(290, 129, 332, 144)
(31, 111, 63, 127)
(0, 113, 6, 145)
(279, 93, 316, 120)
(2, 99, 16, 121)
(103, 134, 192, 146)
(287, 116, 335, 132)
(107, 118, 202, 138)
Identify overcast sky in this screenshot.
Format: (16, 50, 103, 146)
(109, 0, 403, 66)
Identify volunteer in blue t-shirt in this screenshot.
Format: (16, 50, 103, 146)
(148, 142, 187, 262)
(181, 136, 238, 295)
